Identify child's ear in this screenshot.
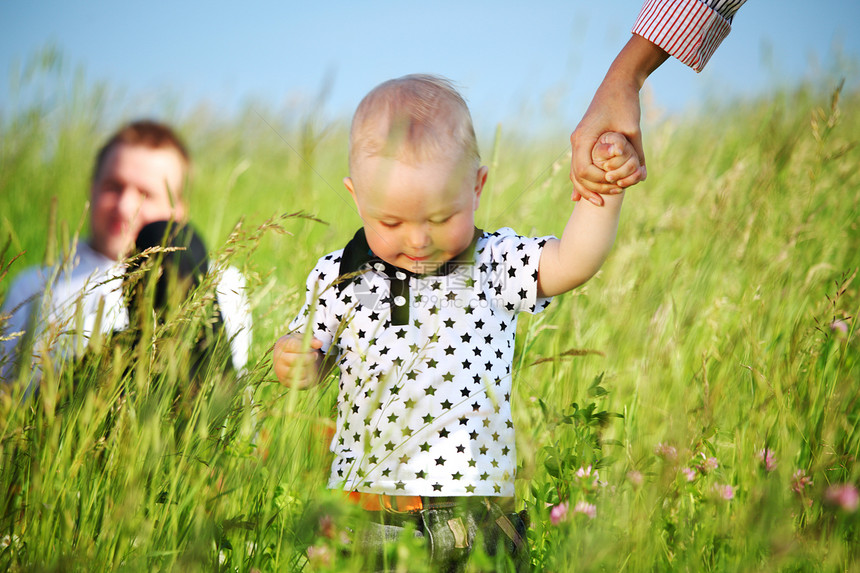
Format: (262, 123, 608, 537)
(344, 177, 361, 212)
(344, 176, 356, 199)
(473, 166, 488, 210)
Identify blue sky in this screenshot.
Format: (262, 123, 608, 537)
(1, 1, 859, 136)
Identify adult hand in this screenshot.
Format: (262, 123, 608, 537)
(570, 34, 668, 205)
(570, 77, 647, 205)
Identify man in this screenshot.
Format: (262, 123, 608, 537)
(1, 120, 251, 384)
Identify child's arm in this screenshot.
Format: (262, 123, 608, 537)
(273, 333, 325, 388)
(537, 132, 637, 297)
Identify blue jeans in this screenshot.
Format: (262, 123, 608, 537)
(350, 497, 530, 572)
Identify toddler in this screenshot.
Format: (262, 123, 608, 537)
(274, 74, 638, 571)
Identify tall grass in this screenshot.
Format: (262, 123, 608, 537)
(0, 54, 858, 571)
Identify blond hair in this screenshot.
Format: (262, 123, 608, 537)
(349, 74, 480, 169)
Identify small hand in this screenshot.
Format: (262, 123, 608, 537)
(591, 132, 643, 187)
(273, 333, 323, 388)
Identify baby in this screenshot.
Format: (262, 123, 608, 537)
(274, 74, 638, 570)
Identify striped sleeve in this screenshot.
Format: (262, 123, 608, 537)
(632, 0, 747, 72)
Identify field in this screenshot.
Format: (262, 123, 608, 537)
(1, 57, 859, 571)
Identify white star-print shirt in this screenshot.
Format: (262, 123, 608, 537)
(290, 227, 553, 497)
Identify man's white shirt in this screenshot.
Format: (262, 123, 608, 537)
(1, 241, 252, 383)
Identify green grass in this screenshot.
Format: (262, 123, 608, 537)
(1, 56, 859, 571)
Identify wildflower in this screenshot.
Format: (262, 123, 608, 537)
(573, 501, 597, 519)
(550, 501, 569, 525)
(307, 545, 334, 568)
(682, 467, 697, 482)
(627, 470, 644, 487)
(318, 514, 349, 544)
(757, 448, 777, 472)
(575, 465, 600, 489)
(654, 442, 678, 461)
(319, 514, 337, 539)
(791, 470, 813, 494)
(829, 319, 849, 335)
(713, 483, 734, 500)
(696, 453, 719, 474)
(824, 484, 859, 513)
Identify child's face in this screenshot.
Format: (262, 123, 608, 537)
(345, 153, 487, 274)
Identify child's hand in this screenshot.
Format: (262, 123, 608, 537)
(591, 132, 646, 189)
(273, 333, 323, 388)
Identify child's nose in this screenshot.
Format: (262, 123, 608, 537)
(407, 225, 431, 249)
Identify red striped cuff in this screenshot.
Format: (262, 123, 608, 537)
(632, 0, 732, 72)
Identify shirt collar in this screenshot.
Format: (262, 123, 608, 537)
(338, 227, 483, 281)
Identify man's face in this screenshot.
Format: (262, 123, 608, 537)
(345, 153, 486, 274)
(89, 143, 186, 260)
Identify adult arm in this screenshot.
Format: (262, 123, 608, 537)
(570, 0, 748, 205)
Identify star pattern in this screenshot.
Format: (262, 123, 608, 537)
(289, 227, 554, 497)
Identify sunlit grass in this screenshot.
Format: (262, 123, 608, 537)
(0, 56, 858, 571)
